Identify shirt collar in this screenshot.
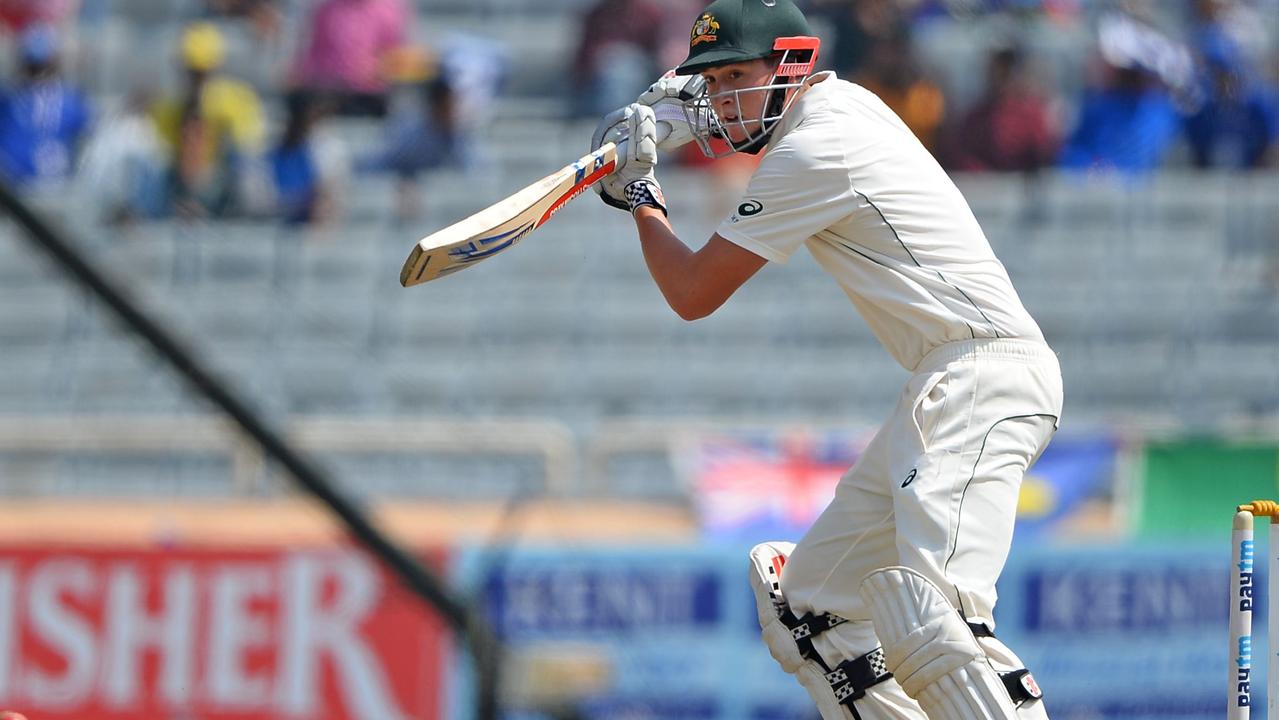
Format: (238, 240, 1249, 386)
(766, 71, 834, 152)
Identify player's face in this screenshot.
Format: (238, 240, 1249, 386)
(699, 58, 780, 144)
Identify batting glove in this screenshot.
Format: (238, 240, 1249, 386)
(592, 104, 633, 212)
(591, 70, 705, 157)
(597, 104, 667, 216)
(635, 70, 705, 150)
(591, 71, 704, 211)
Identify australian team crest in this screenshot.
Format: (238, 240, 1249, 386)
(690, 13, 720, 46)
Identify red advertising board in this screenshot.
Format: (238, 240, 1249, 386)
(0, 545, 449, 720)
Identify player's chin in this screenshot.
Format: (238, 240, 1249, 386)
(722, 125, 752, 145)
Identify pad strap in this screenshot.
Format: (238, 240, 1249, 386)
(780, 607, 894, 713)
(966, 621, 992, 637)
(827, 647, 893, 706)
(966, 621, 1043, 706)
(782, 608, 848, 662)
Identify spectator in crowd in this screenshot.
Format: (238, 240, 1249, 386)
(808, 0, 908, 79)
(362, 75, 469, 221)
(1184, 44, 1279, 169)
(571, 0, 666, 117)
(944, 45, 1059, 172)
(291, 0, 411, 117)
(0, 0, 76, 32)
(1059, 63, 1180, 175)
(77, 86, 167, 224)
(1183, 1, 1279, 169)
(204, 0, 283, 42)
(150, 23, 266, 217)
(915, 0, 1074, 20)
(657, 0, 708, 71)
(1187, 0, 1271, 70)
(0, 24, 91, 186)
(268, 91, 349, 225)
(856, 35, 947, 152)
(430, 33, 507, 148)
(1059, 14, 1185, 176)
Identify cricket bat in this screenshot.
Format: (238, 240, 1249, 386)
(399, 142, 619, 287)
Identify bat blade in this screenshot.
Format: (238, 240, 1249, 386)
(399, 142, 619, 287)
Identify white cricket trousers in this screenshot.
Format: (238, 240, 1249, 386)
(781, 338, 1063, 713)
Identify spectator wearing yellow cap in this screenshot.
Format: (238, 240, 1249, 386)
(149, 22, 266, 217)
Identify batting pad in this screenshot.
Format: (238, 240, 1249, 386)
(750, 544, 922, 720)
(748, 541, 804, 673)
(859, 567, 1020, 720)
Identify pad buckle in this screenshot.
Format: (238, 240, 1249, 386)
(966, 621, 1044, 706)
(1002, 668, 1043, 704)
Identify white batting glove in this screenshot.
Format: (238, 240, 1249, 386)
(597, 104, 666, 216)
(591, 70, 706, 211)
(592, 104, 634, 212)
(636, 70, 705, 150)
(590, 70, 703, 158)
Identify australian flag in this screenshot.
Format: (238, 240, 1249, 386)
(681, 428, 871, 542)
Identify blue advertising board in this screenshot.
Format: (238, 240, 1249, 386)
(449, 539, 1246, 720)
(449, 545, 812, 720)
(997, 542, 1250, 720)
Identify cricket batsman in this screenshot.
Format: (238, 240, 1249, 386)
(591, 0, 1061, 718)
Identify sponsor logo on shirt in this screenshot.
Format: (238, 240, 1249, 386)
(737, 199, 763, 217)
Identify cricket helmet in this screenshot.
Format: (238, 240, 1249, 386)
(674, 0, 820, 156)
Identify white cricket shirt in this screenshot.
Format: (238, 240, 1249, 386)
(716, 72, 1045, 371)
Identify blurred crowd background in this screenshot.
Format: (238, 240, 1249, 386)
(0, 0, 1277, 223)
(0, 1, 1278, 720)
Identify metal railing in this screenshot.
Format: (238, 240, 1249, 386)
(0, 415, 577, 497)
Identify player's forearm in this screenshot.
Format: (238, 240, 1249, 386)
(633, 207, 707, 321)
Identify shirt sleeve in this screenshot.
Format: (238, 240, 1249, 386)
(715, 131, 856, 264)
